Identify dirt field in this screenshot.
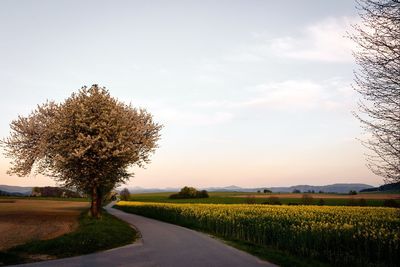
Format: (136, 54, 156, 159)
(236, 193, 400, 199)
(0, 199, 89, 251)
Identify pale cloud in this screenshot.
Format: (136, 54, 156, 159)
(120, 97, 234, 126)
(196, 79, 355, 112)
(226, 17, 357, 63)
(223, 52, 263, 62)
(245, 80, 324, 110)
(156, 108, 234, 126)
(270, 17, 356, 62)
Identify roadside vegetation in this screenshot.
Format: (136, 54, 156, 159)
(116, 201, 399, 267)
(0, 209, 138, 266)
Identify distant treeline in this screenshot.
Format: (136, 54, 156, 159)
(31, 186, 83, 198)
(169, 186, 209, 199)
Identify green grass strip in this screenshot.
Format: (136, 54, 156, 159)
(0, 210, 138, 266)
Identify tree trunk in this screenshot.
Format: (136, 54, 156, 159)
(90, 186, 100, 218)
(96, 189, 103, 215)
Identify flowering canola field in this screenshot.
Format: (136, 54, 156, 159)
(116, 201, 400, 266)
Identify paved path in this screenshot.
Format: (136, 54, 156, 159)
(14, 203, 276, 267)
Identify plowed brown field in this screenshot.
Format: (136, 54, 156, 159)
(0, 199, 89, 250)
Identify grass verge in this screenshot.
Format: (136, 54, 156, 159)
(0, 209, 138, 266)
(221, 239, 331, 267)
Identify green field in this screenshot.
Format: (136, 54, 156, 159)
(116, 201, 400, 267)
(128, 191, 400, 207)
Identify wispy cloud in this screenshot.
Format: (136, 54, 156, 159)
(156, 108, 234, 126)
(121, 97, 234, 126)
(225, 17, 357, 63)
(196, 79, 354, 112)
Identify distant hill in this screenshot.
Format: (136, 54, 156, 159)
(124, 186, 180, 194)
(0, 185, 32, 195)
(123, 183, 374, 194)
(2, 183, 375, 195)
(0, 189, 27, 196)
(265, 183, 374, 194)
(360, 182, 400, 193)
(0, 185, 82, 197)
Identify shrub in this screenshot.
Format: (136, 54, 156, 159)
(119, 188, 130, 201)
(169, 186, 209, 199)
(347, 198, 367, 207)
(179, 186, 198, 198)
(347, 198, 357, 206)
(318, 198, 325, 206)
(245, 195, 256, 204)
(301, 194, 314, 205)
(383, 199, 399, 208)
(168, 193, 181, 199)
(196, 190, 209, 198)
(358, 198, 367, 206)
(267, 196, 281, 205)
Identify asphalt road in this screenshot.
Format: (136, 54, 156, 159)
(14, 203, 276, 267)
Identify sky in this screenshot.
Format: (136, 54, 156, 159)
(0, 0, 383, 188)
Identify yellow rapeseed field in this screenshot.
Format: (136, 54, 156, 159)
(116, 201, 400, 266)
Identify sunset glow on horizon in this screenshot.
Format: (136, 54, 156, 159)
(0, 0, 382, 188)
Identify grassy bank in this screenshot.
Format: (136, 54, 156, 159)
(0, 210, 138, 266)
(115, 201, 399, 267)
(223, 239, 331, 267)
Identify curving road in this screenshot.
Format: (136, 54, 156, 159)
(14, 203, 276, 267)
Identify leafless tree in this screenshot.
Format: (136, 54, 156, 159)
(350, 0, 400, 183)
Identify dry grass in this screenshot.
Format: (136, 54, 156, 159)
(0, 199, 89, 250)
(236, 193, 400, 199)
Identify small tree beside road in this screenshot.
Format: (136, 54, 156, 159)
(120, 188, 130, 201)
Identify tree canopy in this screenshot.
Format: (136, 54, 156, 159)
(3, 85, 162, 217)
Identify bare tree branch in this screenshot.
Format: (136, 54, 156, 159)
(351, 0, 400, 183)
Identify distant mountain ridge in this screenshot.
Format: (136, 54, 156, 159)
(0, 189, 28, 196)
(264, 183, 374, 193)
(360, 182, 400, 193)
(122, 183, 374, 194)
(1, 183, 375, 195)
(0, 185, 32, 195)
